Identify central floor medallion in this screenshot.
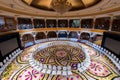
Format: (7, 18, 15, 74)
(34, 44, 85, 67)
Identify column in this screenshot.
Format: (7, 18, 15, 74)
(14, 15, 19, 30)
(56, 31, 58, 38)
(80, 18, 81, 28)
(45, 18, 47, 28)
(4, 17, 9, 29)
(31, 17, 34, 29)
(20, 37, 24, 47)
(92, 17, 96, 29)
(109, 15, 113, 31)
(45, 31, 48, 39)
(33, 32, 36, 44)
(56, 18, 58, 28)
(33, 36, 36, 44)
(68, 19, 69, 28)
(67, 31, 69, 38)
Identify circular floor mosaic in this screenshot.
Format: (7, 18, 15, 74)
(34, 44, 85, 68)
(1, 41, 120, 80)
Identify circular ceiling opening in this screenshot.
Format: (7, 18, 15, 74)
(22, 0, 101, 12)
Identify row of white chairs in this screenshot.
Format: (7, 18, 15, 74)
(0, 48, 22, 70)
(28, 56, 72, 76)
(84, 40, 120, 69)
(36, 38, 78, 44)
(77, 54, 91, 72)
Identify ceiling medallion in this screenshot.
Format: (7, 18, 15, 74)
(50, 0, 72, 14)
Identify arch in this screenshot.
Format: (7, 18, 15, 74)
(35, 32, 46, 40)
(68, 31, 78, 38)
(80, 32, 90, 40)
(47, 31, 57, 38)
(58, 31, 67, 38)
(22, 34, 34, 47)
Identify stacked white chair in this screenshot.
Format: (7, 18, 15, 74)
(67, 66, 72, 76)
(46, 65, 52, 74)
(9, 54, 12, 59)
(57, 66, 62, 75)
(111, 54, 114, 57)
(108, 52, 111, 55)
(6, 57, 9, 61)
(12, 52, 14, 56)
(41, 64, 47, 73)
(3, 59, 7, 64)
(62, 67, 67, 76)
(52, 65, 57, 75)
(0, 62, 3, 69)
(113, 55, 116, 59)
(119, 60, 120, 64)
(116, 58, 119, 62)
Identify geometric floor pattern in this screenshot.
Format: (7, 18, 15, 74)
(1, 41, 120, 80)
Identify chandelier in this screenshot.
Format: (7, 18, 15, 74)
(50, 0, 72, 14)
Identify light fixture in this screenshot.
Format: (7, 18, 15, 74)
(50, 0, 72, 14)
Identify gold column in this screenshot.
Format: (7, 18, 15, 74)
(31, 17, 34, 29)
(93, 17, 96, 29)
(14, 15, 18, 30)
(109, 15, 113, 31)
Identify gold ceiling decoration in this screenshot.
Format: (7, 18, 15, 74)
(50, 0, 72, 14)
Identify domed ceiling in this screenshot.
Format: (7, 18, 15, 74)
(0, 0, 120, 17)
(22, 0, 101, 12)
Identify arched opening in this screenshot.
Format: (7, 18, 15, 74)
(80, 32, 90, 40)
(47, 31, 57, 38)
(22, 34, 34, 47)
(35, 32, 46, 40)
(58, 31, 67, 38)
(68, 31, 78, 38)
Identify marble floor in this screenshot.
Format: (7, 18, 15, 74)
(1, 40, 120, 80)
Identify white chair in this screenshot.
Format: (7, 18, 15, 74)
(46, 65, 52, 74)
(116, 58, 119, 62)
(57, 66, 62, 75)
(34, 62, 42, 72)
(0, 62, 3, 68)
(62, 67, 67, 76)
(77, 63, 81, 68)
(113, 55, 116, 59)
(6, 57, 9, 61)
(108, 52, 111, 55)
(78, 67, 83, 72)
(67, 66, 72, 76)
(3, 59, 7, 64)
(12, 52, 14, 56)
(52, 65, 57, 75)
(41, 64, 47, 73)
(111, 54, 114, 57)
(9, 54, 12, 59)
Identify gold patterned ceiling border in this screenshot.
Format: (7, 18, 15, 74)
(1, 5, 120, 17)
